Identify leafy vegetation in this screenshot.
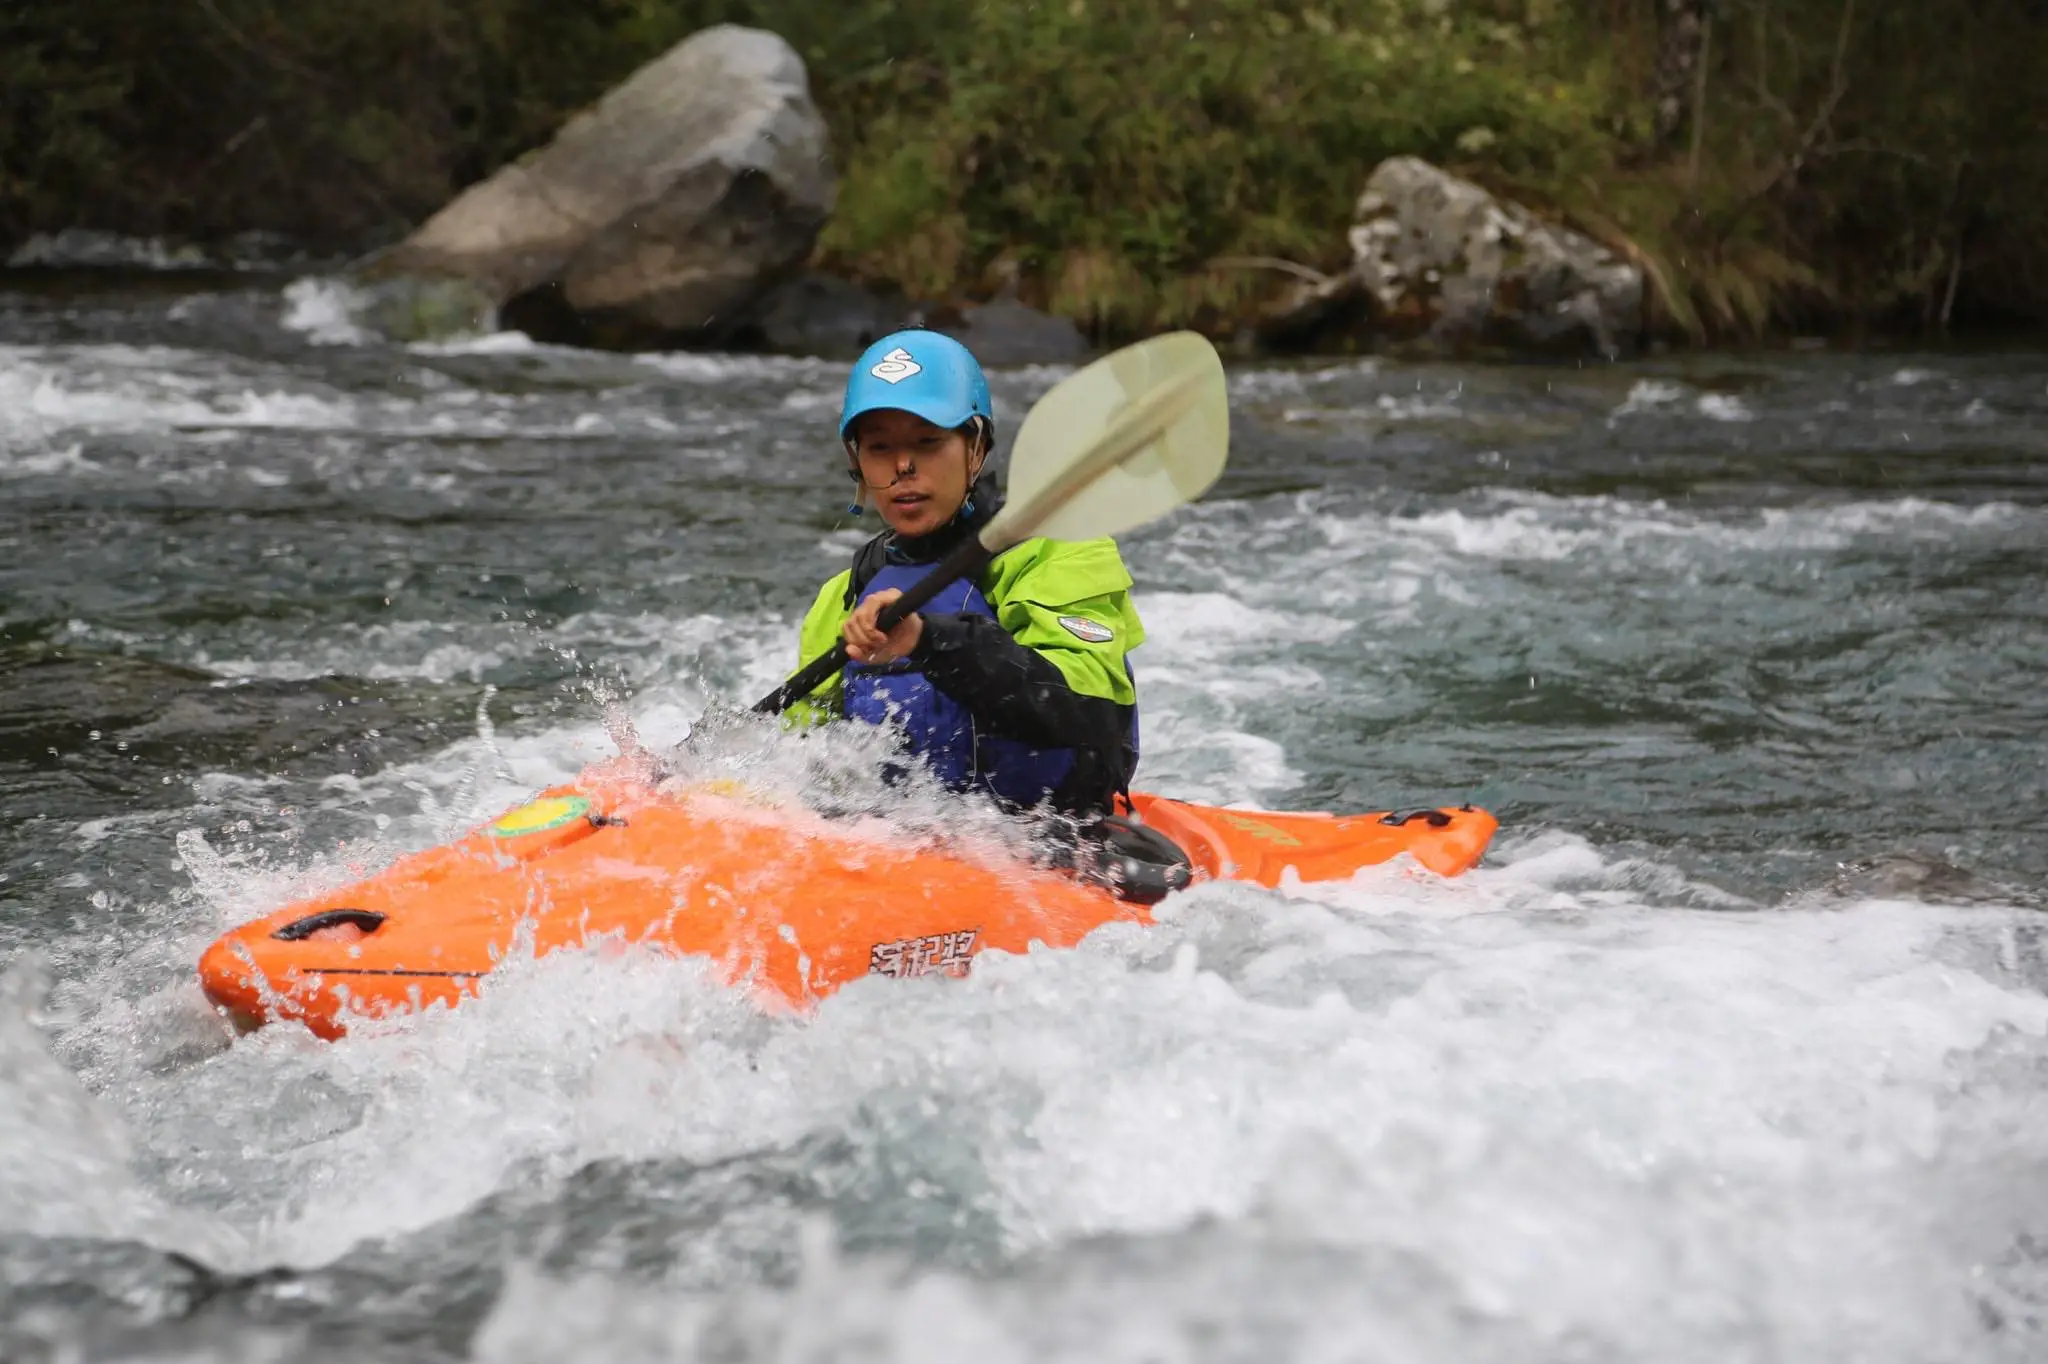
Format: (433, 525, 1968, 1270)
(2, 0, 2042, 342)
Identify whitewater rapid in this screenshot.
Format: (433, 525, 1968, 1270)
(2, 278, 2046, 1361)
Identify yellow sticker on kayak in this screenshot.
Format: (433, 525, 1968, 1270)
(489, 795, 591, 838)
(1216, 812, 1303, 847)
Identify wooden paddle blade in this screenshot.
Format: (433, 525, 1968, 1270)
(985, 331, 1229, 550)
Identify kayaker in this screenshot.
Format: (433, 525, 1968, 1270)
(786, 329, 1144, 817)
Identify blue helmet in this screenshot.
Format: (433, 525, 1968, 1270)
(839, 330, 994, 447)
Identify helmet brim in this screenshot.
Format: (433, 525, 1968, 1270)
(838, 399, 983, 444)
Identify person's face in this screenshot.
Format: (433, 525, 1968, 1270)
(852, 409, 980, 537)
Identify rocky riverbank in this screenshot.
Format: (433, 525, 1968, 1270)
(5, 2, 2043, 357)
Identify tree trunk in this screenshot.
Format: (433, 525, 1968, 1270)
(1652, 0, 1712, 148)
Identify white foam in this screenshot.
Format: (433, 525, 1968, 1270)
(183, 610, 793, 702)
(1281, 388, 1466, 425)
(0, 441, 99, 477)
(1756, 496, 2023, 541)
(13, 542, 2045, 1358)
(279, 276, 372, 346)
(1226, 488, 2038, 574)
(0, 959, 246, 1266)
(1613, 383, 1755, 425)
(634, 351, 840, 384)
(0, 339, 737, 486)
(9, 356, 2044, 1362)
(1609, 378, 1690, 418)
(5, 229, 211, 271)
(203, 388, 358, 430)
(28, 844, 2040, 1361)
(1227, 360, 1381, 403)
(0, 343, 358, 444)
(1136, 591, 1351, 658)
(195, 634, 514, 684)
(0, 345, 207, 442)
(1696, 392, 1755, 422)
(1400, 501, 1605, 560)
(779, 387, 841, 413)
(408, 330, 542, 356)
(1378, 389, 1465, 420)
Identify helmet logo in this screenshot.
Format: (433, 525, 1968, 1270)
(868, 348, 922, 384)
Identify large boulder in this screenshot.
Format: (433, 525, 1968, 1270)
(946, 297, 1091, 367)
(735, 272, 916, 357)
(734, 275, 1092, 364)
(369, 25, 833, 346)
(1266, 157, 1643, 359)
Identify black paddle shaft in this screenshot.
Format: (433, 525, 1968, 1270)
(751, 535, 994, 715)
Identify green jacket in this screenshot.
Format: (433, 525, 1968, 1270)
(786, 534, 1146, 729)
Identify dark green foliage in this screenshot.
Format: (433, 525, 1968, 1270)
(0, 0, 664, 248)
(2, 0, 2043, 339)
(1599, 0, 2048, 334)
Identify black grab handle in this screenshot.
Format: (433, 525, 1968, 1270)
(752, 536, 993, 715)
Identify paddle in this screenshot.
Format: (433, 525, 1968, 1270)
(751, 330, 1231, 716)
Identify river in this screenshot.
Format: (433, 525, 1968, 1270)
(2, 273, 2046, 1362)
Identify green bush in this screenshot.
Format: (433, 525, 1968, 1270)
(776, 0, 1622, 329)
(2, 0, 2043, 340)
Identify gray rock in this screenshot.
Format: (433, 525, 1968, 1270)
(353, 275, 500, 344)
(1820, 853, 2021, 907)
(735, 278, 1090, 365)
(1267, 157, 1643, 359)
(740, 271, 916, 357)
(946, 297, 1091, 367)
(369, 25, 833, 346)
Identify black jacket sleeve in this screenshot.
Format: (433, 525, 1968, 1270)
(910, 612, 1132, 810)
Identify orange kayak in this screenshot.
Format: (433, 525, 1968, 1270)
(197, 775, 1496, 1039)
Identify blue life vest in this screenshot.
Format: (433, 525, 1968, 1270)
(843, 561, 1084, 808)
